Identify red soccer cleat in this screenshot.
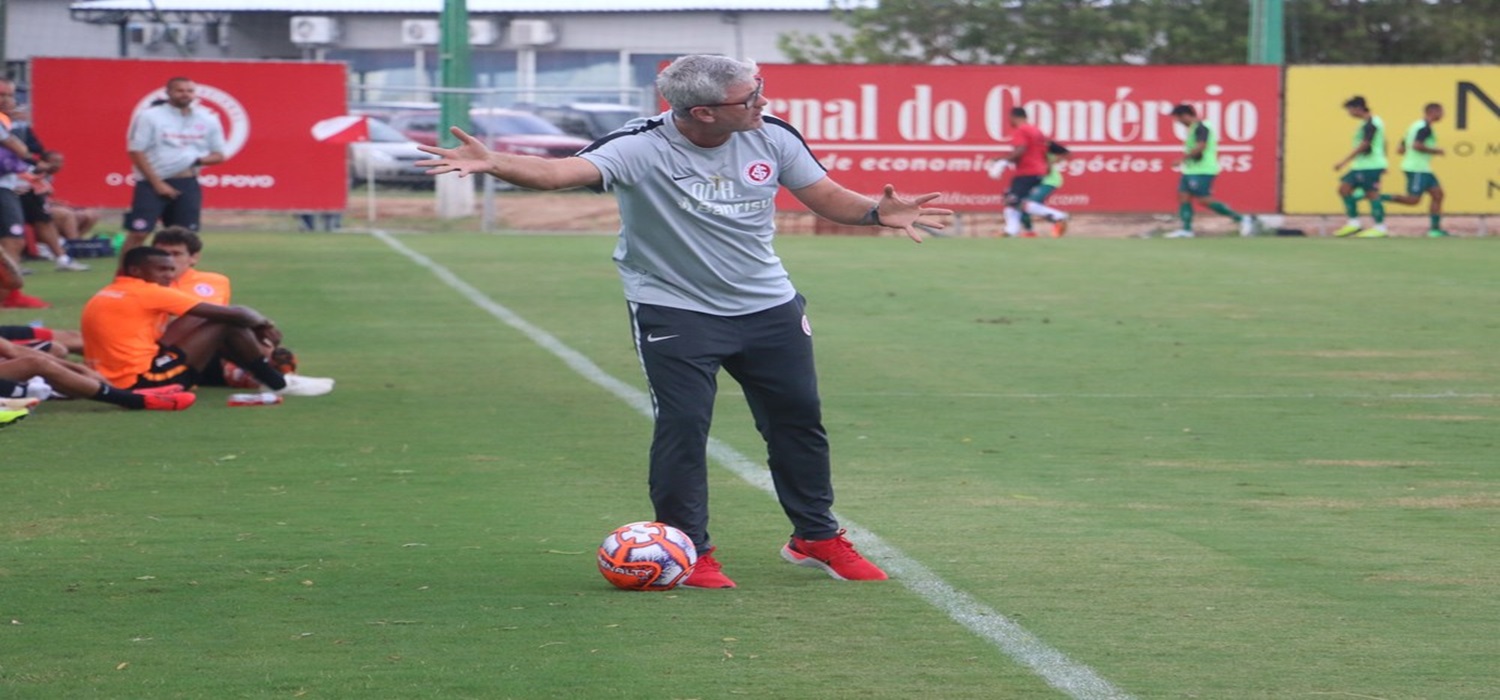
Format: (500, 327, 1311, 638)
(135, 388, 197, 411)
(270, 346, 298, 375)
(781, 530, 888, 581)
(680, 547, 736, 589)
(2, 289, 50, 308)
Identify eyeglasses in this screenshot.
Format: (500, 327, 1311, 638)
(695, 77, 763, 111)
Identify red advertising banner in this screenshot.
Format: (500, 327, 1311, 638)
(30, 58, 348, 211)
(758, 64, 1282, 213)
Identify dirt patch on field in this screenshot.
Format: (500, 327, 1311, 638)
(1279, 349, 1468, 359)
(188, 190, 1495, 238)
(1300, 459, 1437, 468)
(1248, 494, 1500, 510)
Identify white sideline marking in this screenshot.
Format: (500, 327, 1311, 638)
(836, 391, 1498, 400)
(375, 231, 1136, 700)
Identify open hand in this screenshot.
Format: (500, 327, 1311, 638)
(416, 127, 495, 178)
(873, 184, 954, 243)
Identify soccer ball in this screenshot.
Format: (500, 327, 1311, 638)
(597, 521, 697, 591)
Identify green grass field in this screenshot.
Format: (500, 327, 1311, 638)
(4, 232, 1497, 699)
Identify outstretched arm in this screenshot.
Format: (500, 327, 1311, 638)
(791, 179, 953, 244)
(417, 126, 603, 191)
(185, 303, 282, 347)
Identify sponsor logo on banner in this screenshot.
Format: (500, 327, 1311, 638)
(757, 64, 1281, 213)
(31, 58, 348, 211)
(1284, 66, 1500, 215)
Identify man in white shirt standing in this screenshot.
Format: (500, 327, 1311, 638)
(122, 77, 226, 254)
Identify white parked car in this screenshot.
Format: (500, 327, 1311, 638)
(349, 118, 432, 187)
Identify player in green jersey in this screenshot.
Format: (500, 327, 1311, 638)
(1019, 141, 1071, 237)
(1377, 103, 1448, 237)
(1332, 96, 1389, 238)
(1164, 104, 1259, 238)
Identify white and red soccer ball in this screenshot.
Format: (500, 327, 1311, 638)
(597, 521, 697, 591)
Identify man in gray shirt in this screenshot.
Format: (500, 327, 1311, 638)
(419, 54, 949, 589)
(122, 77, 226, 254)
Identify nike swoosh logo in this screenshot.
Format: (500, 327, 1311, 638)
(671, 174, 693, 181)
(645, 334, 680, 343)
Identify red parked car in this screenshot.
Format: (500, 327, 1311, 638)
(388, 108, 591, 159)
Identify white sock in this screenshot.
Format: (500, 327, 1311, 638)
(1346, 218, 1361, 228)
(1023, 201, 1066, 221)
(1003, 207, 1023, 235)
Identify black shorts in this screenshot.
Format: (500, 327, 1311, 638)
(128, 344, 198, 390)
(0, 188, 23, 237)
(1005, 175, 1044, 206)
(124, 176, 202, 233)
(0, 325, 53, 351)
(19, 191, 50, 224)
(0, 377, 26, 398)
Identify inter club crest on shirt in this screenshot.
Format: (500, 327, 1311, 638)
(742, 160, 774, 186)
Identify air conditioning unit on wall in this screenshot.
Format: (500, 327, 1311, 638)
(468, 19, 499, 46)
(401, 19, 501, 46)
(290, 16, 339, 45)
(401, 19, 441, 46)
(509, 19, 556, 47)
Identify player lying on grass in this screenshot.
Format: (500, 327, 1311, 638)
(1, 324, 83, 359)
(1, 336, 194, 410)
(80, 246, 332, 399)
(418, 54, 949, 589)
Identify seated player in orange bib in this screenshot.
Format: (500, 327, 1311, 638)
(151, 226, 306, 388)
(81, 246, 331, 398)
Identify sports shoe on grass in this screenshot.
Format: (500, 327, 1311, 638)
(781, 530, 888, 581)
(270, 346, 298, 375)
(55, 257, 90, 272)
(1239, 215, 1259, 237)
(680, 547, 736, 589)
(0, 396, 41, 410)
(134, 387, 197, 411)
(1050, 218, 1068, 238)
(2, 289, 50, 308)
(1163, 229, 1195, 239)
(1427, 229, 1450, 238)
(1355, 228, 1389, 238)
(1, 407, 28, 429)
(276, 374, 335, 397)
(1333, 223, 1362, 237)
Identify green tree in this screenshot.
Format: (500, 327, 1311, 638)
(1286, 0, 1497, 63)
(780, 0, 1497, 65)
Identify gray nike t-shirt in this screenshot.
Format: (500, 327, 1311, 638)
(579, 111, 827, 316)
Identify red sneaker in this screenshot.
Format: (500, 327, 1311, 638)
(680, 547, 736, 589)
(220, 360, 262, 389)
(132, 385, 189, 395)
(136, 389, 197, 411)
(781, 530, 888, 581)
(270, 346, 298, 375)
(1051, 219, 1069, 237)
(2, 290, 50, 308)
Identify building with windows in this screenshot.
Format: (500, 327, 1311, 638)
(6, 1, 863, 106)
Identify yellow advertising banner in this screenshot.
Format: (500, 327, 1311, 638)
(1284, 66, 1500, 215)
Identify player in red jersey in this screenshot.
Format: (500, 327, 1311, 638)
(998, 108, 1068, 237)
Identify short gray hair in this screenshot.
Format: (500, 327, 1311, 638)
(656, 55, 758, 118)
